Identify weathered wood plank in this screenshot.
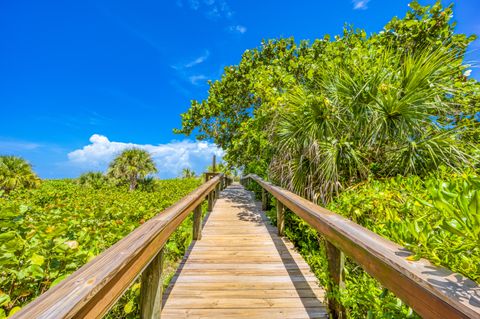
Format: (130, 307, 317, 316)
(161, 308, 328, 319)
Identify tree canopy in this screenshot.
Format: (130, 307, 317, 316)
(0, 156, 41, 194)
(107, 148, 157, 191)
(176, 1, 479, 202)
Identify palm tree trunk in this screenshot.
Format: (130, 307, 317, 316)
(129, 175, 137, 191)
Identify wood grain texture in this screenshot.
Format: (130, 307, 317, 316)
(162, 184, 327, 319)
(140, 249, 164, 319)
(325, 241, 345, 319)
(193, 205, 203, 240)
(277, 200, 285, 236)
(11, 175, 223, 319)
(246, 174, 480, 319)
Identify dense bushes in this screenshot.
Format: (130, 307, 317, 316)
(0, 178, 201, 318)
(253, 169, 479, 318)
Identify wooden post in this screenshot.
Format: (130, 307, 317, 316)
(276, 200, 285, 236)
(207, 192, 213, 212)
(212, 155, 216, 173)
(261, 188, 267, 211)
(193, 205, 202, 240)
(215, 184, 220, 200)
(325, 241, 346, 319)
(140, 249, 164, 319)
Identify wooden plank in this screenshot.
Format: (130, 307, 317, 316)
(162, 183, 327, 318)
(164, 289, 323, 299)
(165, 282, 319, 291)
(163, 297, 324, 309)
(247, 174, 480, 319)
(161, 308, 328, 319)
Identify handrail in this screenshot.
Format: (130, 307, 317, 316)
(243, 174, 480, 319)
(12, 174, 225, 319)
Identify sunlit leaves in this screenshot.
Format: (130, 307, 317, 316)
(0, 178, 201, 317)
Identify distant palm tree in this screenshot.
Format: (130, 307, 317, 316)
(0, 156, 41, 193)
(107, 148, 157, 191)
(78, 172, 107, 189)
(181, 168, 196, 178)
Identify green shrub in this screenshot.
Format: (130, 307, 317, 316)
(0, 178, 201, 318)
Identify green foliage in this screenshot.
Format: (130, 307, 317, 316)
(107, 148, 157, 191)
(0, 156, 41, 194)
(77, 172, 108, 189)
(271, 44, 472, 203)
(255, 169, 479, 318)
(0, 178, 201, 317)
(181, 168, 196, 178)
(176, 1, 478, 191)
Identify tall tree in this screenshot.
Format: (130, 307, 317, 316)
(181, 168, 196, 178)
(0, 156, 41, 193)
(176, 1, 478, 201)
(107, 149, 157, 191)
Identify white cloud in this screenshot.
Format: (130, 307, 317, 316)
(67, 134, 223, 178)
(189, 74, 208, 85)
(184, 50, 210, 68)
(228, 25, 247, 34)
(352, 0, 370, 10)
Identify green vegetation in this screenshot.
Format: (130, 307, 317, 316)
(181, 168, 196, 178)
(77, 171, 108, 189)
(107, 148, 158, 191)
(250, 169, 479, 318)
(178, 1, 480, 317)
(0, 156, 40, 195)
(176, 1, 479, 194)
(0, 178, 201, 318)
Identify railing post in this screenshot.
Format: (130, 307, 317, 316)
(207, 191, 213, 212)
(325, 241, 346, 319)
(215, 184, 220, 200)
(276, 200, 285, 236)
(261, 188, 268, 210)
(140, 248, 164, 319)
(193, 204, 202, 240)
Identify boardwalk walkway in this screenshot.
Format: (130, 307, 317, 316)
(162, 183, 327, 318)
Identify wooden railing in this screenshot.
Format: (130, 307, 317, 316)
(12, 173, 228, 319)
(242, 174, 480, 319)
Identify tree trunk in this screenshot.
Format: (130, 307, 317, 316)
(129, 175, 137, 191)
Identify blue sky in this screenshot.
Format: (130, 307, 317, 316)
(1, 0, 479, 178)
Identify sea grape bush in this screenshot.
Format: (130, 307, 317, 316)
(0, 178, 201, 318)
(255, 169, 479, 318)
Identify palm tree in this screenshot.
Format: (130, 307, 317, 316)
(107, 148, 157, 191)
(78, 172, 107, 189)
(270, 46, 471, 204)
(181, 168, 196, 178)
(0, 156, 41, 193)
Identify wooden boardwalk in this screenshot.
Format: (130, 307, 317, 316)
(162, 183, 327, 318)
